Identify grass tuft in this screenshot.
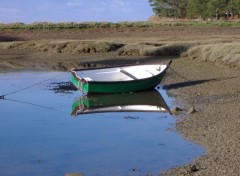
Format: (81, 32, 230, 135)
(183, 42, 240, 68)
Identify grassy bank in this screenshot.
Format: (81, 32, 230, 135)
(0, 21, 240, 31)
(183, 42, 240, 69)
(1, 39, 239, 69)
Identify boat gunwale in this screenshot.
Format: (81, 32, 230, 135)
(71, 60, 172, 72)
(70, 60, 171, 84)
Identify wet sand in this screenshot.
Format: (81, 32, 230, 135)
(1, 27, 240, 175)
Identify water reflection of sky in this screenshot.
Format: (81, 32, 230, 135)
(0, 71, 204, 176)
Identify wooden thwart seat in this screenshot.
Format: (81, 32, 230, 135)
(120, 69, 138, 80)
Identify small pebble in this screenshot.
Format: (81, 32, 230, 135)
(170, 107, 183, 115)
(188, 107, 197, 114)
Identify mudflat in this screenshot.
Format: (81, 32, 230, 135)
(1, 26, 240, 175)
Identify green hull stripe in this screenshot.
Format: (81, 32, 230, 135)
(87, 74, 164, 93)
(71, 68, 167, 94)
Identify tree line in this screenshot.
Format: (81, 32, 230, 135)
(149, 0, 240, 19)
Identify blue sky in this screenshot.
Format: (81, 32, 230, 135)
(0, 0, 154, 23)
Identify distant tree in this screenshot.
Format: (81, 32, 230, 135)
(207, 0, 240, 19)
(149, 0, 187, 18)
(187, 0, 202, 18)
(186, 0, 210, 19)
(175, 0, 188, 18)
(206, 0, 226, 19)
(149, 0, 168, 17)
(231, 0, 240, 17)
(149, 0, 240, 19)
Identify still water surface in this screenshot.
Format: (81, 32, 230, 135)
(0, 71, 204, 176)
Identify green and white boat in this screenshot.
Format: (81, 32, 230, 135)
(71, 91, 171, 116)
(70, 60, 171, 94)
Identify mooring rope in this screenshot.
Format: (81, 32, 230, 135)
(2, 98, 67, 114)
(168, 66, 191, 82)
(0, 72, 69, 114)
(0, 78, 54, 99)
(0, 72, 67, 99)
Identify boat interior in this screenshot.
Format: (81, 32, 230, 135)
(75, 64, 167, 82)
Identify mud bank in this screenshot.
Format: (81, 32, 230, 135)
(161, 57, 240, 176)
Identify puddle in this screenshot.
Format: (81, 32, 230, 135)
(0, 71, 204, 176)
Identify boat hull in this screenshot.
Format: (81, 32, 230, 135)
(70, 61, 171, 94)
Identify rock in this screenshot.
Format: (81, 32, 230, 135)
(188, 107, 197, 114)
(170, 107, 183, 115)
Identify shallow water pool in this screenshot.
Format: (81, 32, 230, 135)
(0, 71, 204, 176)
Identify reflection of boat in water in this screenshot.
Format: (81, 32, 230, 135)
(71, 91, 171, 116)
(70, 61, 172, 94)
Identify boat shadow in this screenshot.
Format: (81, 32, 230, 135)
(0, 35, 24, 42)
(163, 76, 240, 90)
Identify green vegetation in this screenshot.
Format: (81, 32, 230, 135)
(0, 20, 240, 31)
(149, 0, 240, 19)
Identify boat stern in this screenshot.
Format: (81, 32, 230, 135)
(70, 70, 89, 94)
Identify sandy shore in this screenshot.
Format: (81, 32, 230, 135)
(1, 27, 240, 175)
(161, 58, 240, 176)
